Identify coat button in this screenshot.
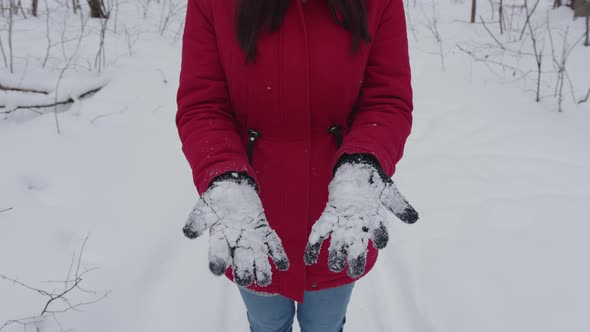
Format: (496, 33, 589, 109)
(311, 283, 317, 288)
(301, 0, 309, 4)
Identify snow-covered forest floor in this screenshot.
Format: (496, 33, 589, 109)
(1, 0, 589, 331)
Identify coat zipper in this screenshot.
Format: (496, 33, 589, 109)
(247, 128, 261, 164)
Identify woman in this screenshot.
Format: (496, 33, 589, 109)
(176, 0, 418, 330)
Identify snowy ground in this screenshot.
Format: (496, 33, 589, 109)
(1, 1, 589, 331)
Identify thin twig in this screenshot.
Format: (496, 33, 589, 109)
(578, 86, 590, 104)
(42, 0, 52, 68)
(89, 106, 126, 123)
(480, 16, 506, 50)
(457, 43, 524, 74)
(519, 0, 541, 40)
(54, 12, 88, 134)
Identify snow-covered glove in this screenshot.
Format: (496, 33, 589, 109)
(304, 153, 418, 278)
(182, 172, 289, 287)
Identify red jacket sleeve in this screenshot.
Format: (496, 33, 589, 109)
(333, 0, 413, 177)
(176, 0, 257, 195)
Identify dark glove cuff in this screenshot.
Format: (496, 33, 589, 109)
(334, 153, 392, 184)
(208, 171, 259, 192)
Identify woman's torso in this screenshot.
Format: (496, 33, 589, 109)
(199, 0, 392, 302)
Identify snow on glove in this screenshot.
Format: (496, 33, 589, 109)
(182, 172, 289, 287)
(304, 153, 418, 278)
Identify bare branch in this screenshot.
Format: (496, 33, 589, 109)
(0, 84, 49, 94)
(480, 16, 506, 50)
(456, 43, 524, 74)
(0, 86, 104, 113)
(0, 274, 53, 297)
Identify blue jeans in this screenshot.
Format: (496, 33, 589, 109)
(238, 282, 355, 332)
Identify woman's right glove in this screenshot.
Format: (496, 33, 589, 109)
(182, 172, 289, 287)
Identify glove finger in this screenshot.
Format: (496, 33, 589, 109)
(232, 247, 254, 287)
(371, 221, 389, 250)
(253, 254, 273, 287)
(309, 205, 338, 244)
(328, 240, 348, 273)
(347, 238, 368, 278)
(304, 236, 326, 266)
(304, 206, 337, 266)
(183, 197, 217, 239)
(263, 228, 290, 271)
(208, 225, 231, 276)
(381, 182, 419, 224)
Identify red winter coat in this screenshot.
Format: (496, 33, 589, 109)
(176, 0, 413, 303)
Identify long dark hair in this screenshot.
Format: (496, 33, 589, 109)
(235, 0, 371, 63)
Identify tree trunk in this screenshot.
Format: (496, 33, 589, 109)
(31, 0, 38, 16)
(585, 15, 589, 46)
(499, 0, 504, 34)
(471, 0, 476, 23)
(8, 0, 14, 73)
(87, 0, 107, 18)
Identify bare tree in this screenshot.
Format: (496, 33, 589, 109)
(41, 0, 51, 67)
(547, 24, 585, 112)
(53, 12, 89, 134)
(159, 0, 185, 36)
(471, 0, 477, 23)
(8, 0, 14, 73)
(426, 0, 445, 71)
(112, 0, 119, 33)
(525, 0, 543, 102)
(457, 0, 555, 105)
(499, 0, 504, 34)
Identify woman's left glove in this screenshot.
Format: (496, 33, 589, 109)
(182, 172, 289, 287)
(304, 154, 418, 278)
